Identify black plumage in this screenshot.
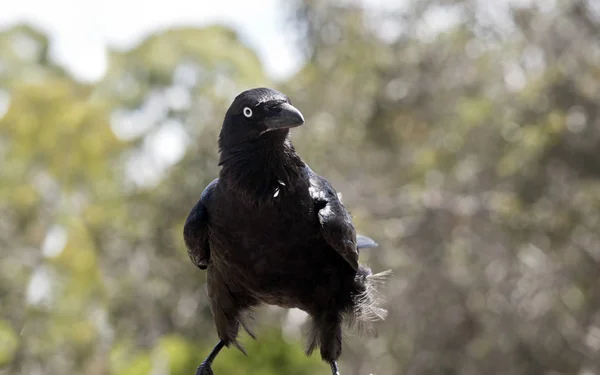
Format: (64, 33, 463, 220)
(183, 88, 389, 375)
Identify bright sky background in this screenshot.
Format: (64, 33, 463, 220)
(0, 0, 306, 82)
(1, 0, 528, 83)
(0, 0, 418, 82)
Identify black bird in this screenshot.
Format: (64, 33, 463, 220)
(183, 88, 389, 375)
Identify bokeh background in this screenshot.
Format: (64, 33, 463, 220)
(3, 0, 600, 374)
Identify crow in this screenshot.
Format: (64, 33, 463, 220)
(183, 88, 389, 375)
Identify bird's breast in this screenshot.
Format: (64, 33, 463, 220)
(208, 191, 323, 273)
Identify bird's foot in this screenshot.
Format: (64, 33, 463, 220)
(196, 361, 214, 375)
(195, 340, 224, 375)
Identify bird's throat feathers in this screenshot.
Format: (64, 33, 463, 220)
(218, 134, 304, 203)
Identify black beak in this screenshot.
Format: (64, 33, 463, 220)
(264, 102, 305, 131)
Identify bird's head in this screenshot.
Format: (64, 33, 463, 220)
(219, 88, 305, 148)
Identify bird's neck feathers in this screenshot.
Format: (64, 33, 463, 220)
(218, 133, 304, 203)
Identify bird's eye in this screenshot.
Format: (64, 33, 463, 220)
(243, 107, 253, 118)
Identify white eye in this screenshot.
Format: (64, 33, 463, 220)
(243, 107, 253, 118)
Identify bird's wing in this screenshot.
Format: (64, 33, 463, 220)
(183, 178, 218, 270)
(308, 171, 359, 270)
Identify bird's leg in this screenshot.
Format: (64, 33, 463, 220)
(196, 340, 225, 375)
(330, 361, 340, 375)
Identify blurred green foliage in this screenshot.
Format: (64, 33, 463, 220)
(2, 0, 600, 374)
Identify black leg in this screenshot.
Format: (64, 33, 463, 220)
(196, 340, 225, 375)
(330, 361, 340, 375)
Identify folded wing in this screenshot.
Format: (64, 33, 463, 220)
(308, 170, 360, 271)
(183, 178, 218, 270)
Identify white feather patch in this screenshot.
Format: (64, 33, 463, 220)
(308, 178, 319, 198)
(319, 204, 333, 224)
(309, 187, 326, 200)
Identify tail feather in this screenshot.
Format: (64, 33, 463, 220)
(304, 314, 343, 360)
(305, 318, 319, 356)
(240, 310, 257, 340)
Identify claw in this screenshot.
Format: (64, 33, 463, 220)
(196, 361, 214, 375)
(195, 340, 224, 375)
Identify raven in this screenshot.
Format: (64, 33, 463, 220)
(183, 88, 389, 375)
